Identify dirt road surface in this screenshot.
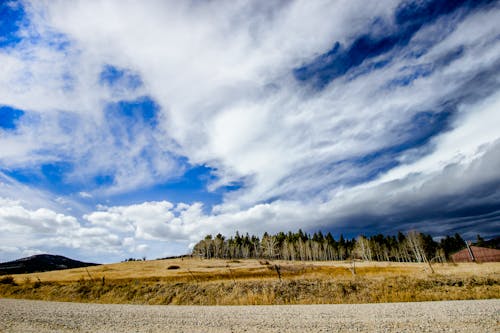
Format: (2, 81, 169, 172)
(0, 298, 498, 332)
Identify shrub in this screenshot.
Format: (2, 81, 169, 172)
(33, 279, 42, 289)
(0, 276, 16, 285)
(167, 265, 180, 270)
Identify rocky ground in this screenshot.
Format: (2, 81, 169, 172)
(0, 298, 498, 332)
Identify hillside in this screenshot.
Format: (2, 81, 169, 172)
(0, 254, 99, 275)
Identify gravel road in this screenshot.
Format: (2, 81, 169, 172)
(0, 298, 498, 332)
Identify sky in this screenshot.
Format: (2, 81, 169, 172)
(0, 0, 499, 263)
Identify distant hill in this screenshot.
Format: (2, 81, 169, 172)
(474, 236, 500, 250)
(0, 254, 99, 275)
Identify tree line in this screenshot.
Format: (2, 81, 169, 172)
(192, 230, 476, 263)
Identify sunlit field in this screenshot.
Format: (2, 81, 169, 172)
(1, 259, 498, 305)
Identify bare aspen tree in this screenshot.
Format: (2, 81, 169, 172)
(214, 234, 224, 258)
(338, 245, 345, 260)
(407, 230, 434, 273)
(241, 244, 250, 259)
(281, 241, 290, 260)
(407, 230, 425, 262)
(288, 241, 296, 261)
(261, 234, 278, 259)
(354, 236, 372, 261)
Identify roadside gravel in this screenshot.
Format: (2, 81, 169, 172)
(0, 298, 498, 332)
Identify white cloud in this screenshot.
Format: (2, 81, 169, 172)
(2, 1, 496, 203)
(378, 90, 500, 184)
(78, 191, 92, 198)
(0, 0, 403, 197)
(2, 127, 499, 262)
(84, 201, 201, 242)
(0, 197, 123, 262)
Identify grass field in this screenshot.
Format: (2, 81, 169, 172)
(1, 259, 498, 305)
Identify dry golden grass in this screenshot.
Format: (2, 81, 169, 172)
(6, 259, 437, 283)
(1, 259, 498, 305)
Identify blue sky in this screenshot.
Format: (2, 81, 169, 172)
(1, 0, 499, 263)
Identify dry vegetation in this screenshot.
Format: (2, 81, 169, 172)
(0, 258, 498, 305)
